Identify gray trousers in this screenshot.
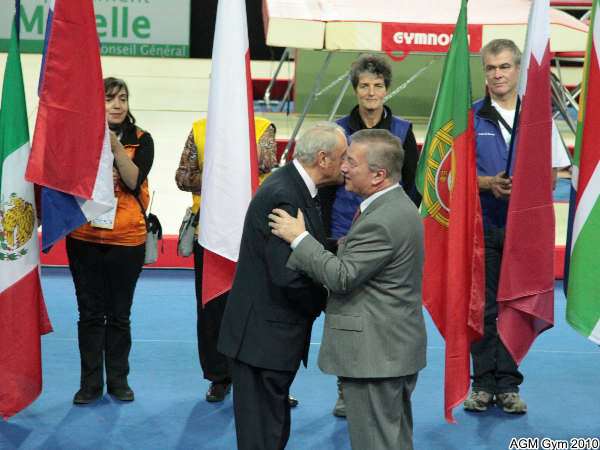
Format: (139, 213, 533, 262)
(342, 373, 418, 450)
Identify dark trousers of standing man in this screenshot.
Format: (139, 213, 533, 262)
(193, 241, 231, 384)
(66, 237, 144, 391)
(231, 359, 296, 450)
(470, 226, 524, 394)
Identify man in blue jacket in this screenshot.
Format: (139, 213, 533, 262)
(465, 39, 570, 415)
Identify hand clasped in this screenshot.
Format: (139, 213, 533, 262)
(268, 208, 306, 244)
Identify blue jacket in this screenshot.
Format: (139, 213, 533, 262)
(330, 107, 417, 239)
(473, 96, 512, 229)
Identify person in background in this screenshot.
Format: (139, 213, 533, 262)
(175, 117, 300, 406)
(67, 77, 154, 404)
(464, 38, 571, 415)
(319, 53, 422, 417)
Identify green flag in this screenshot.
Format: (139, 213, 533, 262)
(415, 0, 485, 423)
(565, 0, 600, 343)
(0, 19, 52, 420)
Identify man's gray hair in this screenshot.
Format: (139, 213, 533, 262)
(481, 38, 521, 66)
(350, 129, 404, 183)
(294, 121, 346, 164)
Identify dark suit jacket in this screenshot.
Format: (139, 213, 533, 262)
(218, 162, 328, 372)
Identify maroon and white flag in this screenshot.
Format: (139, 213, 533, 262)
(497, 0, 555, 364)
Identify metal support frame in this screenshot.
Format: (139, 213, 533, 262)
(549, 0, 590, 140)
(384, 59, 437, 102)
(278, 51, 334, 166)
(263, 48, 291, 111)
(551, 52, 584, 138)
(551, 73, 578, 135)
(327, 75, 352, 121)
(277, 79, 295, 112)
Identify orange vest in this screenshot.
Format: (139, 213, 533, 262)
(70, 129, 150, 246)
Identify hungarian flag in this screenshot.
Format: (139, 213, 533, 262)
(564, 0, 600, 344)
(497, 0, 555, 364)
(198, 0, 259, 305)
(0, 15, 53, 420)
(26, 0, 115, 250)
(415, 0, 485, 423)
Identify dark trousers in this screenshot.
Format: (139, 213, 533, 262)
(231, 359, 297, 450)
(66, 237, 144, 390)
(470, 226, 523, 394)
(193, 242, 231, 384)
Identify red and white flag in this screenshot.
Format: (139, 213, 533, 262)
(198, 0, 259, 305)
(497, 0, 555, 364)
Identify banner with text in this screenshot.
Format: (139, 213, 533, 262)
(382, 23, 483, 60)
(0, 0, 190, 58)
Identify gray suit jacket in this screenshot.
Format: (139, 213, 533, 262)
(287, 186, 427, 378)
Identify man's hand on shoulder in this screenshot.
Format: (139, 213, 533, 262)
(479, 171, 512, 199)
(269, 208, 306, 244)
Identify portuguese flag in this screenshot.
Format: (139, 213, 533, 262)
(415, 0, 485, 423)
(565, 0, 600, 344)
(0, 17, 52, 419)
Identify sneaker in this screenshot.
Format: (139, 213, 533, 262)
(332, 379, 346, 417)
(463, 390, 494, 412)
(496, 392, 527, 414)
(206, 382, 231, 402)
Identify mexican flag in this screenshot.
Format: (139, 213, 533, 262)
(415, 0, 485, 423)
(0, 20, 52, 420)
(565, 0, 600, 344)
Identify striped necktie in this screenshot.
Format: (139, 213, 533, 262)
(352, 207, 361, 224)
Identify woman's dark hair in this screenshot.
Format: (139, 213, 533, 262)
(349, 54, 392, 90)
(104, 77, 136, 131)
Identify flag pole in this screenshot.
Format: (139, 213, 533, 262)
(14, 0, 20, 38)
(504, 95, 521, 175)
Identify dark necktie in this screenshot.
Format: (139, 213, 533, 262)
(313, 194, 322, 220)
(352, 207, 361, 224)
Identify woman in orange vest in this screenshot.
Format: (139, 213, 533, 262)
(175, 117, 277, 402)
(67, 77, 154, 405)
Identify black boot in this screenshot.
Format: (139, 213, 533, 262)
(73, 386, 103, 405)
(107, 384, 134, 402)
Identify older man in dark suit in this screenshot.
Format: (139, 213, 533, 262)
(218, 122, 347, 450)
(270, 129, 427, 450)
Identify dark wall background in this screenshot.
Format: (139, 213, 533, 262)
(190, 0, 284, 61)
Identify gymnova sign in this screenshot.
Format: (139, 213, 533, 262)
(0, 0, 190, 58)
(382, 23, 482, 59)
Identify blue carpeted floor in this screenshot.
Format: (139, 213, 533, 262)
(1, 268, 599, 450)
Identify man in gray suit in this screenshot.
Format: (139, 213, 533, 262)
(269, 128, 427, 449)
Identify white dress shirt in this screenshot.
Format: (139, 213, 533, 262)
(290, 159, 318, 248)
